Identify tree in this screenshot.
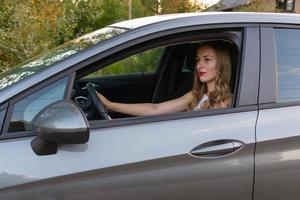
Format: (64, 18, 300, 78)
(161, 0, 203, 13)
(233, 0, 277, 12)
(0, 0, 63, 71)
(131, 0, 150, 18)
(0, 0, 206, 71)
(140, 0, 205, 15)
(99, 0, 127, 27)
(0, 0, 128, 70)
(140, 0, 161, 15)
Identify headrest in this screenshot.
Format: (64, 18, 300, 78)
(183, 43, 198, 72)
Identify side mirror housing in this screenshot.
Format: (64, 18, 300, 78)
(31, 100, 90, 155)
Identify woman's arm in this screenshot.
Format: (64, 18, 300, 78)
(96, 91, 193, 116)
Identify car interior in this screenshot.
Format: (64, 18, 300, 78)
(72, 39, 239, 121)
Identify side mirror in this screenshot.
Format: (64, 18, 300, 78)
(31, 100, 90, 155)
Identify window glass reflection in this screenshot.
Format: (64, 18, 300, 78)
(275, 29, 300, 102)
(8, 77, 68, 132)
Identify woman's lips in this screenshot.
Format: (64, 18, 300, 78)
(198, 72, 206, 77)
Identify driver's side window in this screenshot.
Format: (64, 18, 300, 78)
(73, 40, 237, 121)
(85, 47, 164, 78)
(74, 47, 166, 120)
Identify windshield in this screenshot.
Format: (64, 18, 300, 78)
(0, 26, 127, 90)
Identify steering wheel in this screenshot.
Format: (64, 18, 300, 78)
(86, 82, 111, 120)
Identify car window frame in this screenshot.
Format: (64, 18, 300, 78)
(259, 24, 300, 110)
(0, 102, 8, 134)
(73, 24, 260, 130)
(0, 72, 75, 139)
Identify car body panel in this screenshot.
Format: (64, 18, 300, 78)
(255, 106, 300, 199)
(255, 23, 300, 199)
(0, 110, 256, 200)
(237, 26, 260, 106)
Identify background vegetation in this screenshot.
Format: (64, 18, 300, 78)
(0, 0, 281, 73)
(0, 0, 206, 73)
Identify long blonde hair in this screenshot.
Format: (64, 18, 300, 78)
(187, 41, 233, 110)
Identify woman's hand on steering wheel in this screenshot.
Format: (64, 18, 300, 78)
(86, 82, 111, 120)
(95, 91, 110, 108)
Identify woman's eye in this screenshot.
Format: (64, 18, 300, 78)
(204, 58, 211, 62)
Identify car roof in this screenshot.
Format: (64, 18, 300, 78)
(108, 13, 209, 29)
(108, 12, 300, 30)
(1, 12, 300, 103)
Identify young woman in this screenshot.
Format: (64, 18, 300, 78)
(96, 40, 233, 116)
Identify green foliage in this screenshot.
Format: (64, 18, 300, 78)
(0, 0, 204, 73)
(139, 0, 205, 15)
(233, 0, 277, 12)
(161, 0, 205, 14)
(0, 0, 63, 71)
(59, 0, 127, 38)
(131, 0, 150, 18)
(140, 0, 160, 15)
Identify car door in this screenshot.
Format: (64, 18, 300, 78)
(0, 26, 259, 200)
(254, 26, 300, 199)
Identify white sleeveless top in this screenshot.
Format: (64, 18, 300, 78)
(193, 94, 208, 111)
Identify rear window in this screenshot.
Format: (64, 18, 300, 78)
(275, 28, 300, 102)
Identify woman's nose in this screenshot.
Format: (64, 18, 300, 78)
(196, 60, 203, 70)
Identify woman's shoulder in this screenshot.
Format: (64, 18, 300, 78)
(220, 97, 232, 108)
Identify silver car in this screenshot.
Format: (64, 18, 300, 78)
(0, 12, 300, 200)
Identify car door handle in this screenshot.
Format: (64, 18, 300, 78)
(189, 139, 245, 158)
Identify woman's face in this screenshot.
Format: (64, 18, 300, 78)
(195, 45, 218, 84)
